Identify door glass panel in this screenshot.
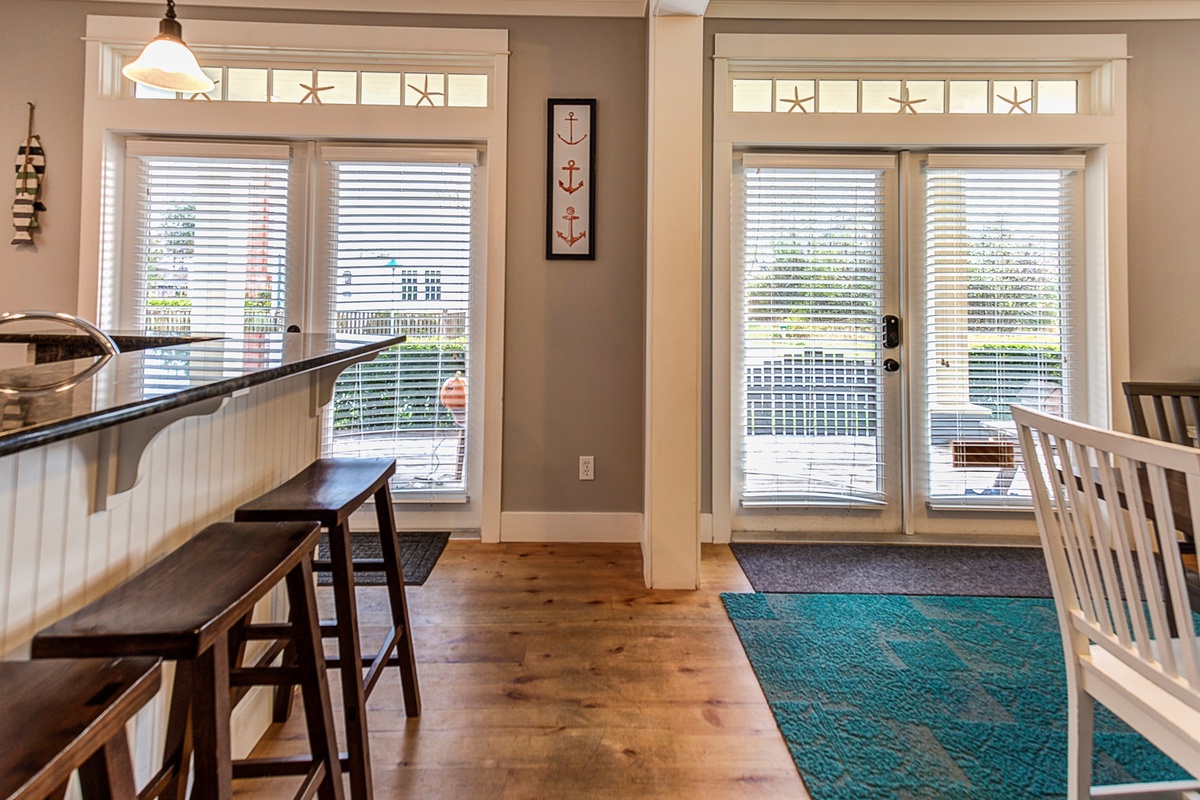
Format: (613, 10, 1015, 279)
(740, 166, 888, 504)
(923, 166, 1077, 501)
(323, 160, 474, 496)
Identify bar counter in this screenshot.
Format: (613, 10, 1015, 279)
(0, 331, 403, 780)
(0, 332, 404, 457)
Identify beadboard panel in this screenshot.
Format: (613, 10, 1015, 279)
(0, 374, 319, 782)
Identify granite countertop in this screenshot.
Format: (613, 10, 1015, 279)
(0, 330, 219, 363)
(0, 332, 404, 457)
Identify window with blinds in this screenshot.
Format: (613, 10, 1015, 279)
(126, 143, 290, 337)
(321, 151, 476, 496)
(739, 159, 890, 504)
(923, 156, 1080, 500)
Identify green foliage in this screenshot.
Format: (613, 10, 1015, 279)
(968, 343, 1062, 414)
(145, 203, 197, 293)
(748, 226, 1065, 343)
(332, 343, 467, 432)
(745, 244, 878, 340)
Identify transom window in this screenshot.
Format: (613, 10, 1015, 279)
(133, 65, 489, 107)
(712, 32, 1128, 540)
(84, 15, 509, 532)
(731, 76, 1081, 115)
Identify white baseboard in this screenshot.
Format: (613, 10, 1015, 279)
(700, 512, 714, 543)
(500, 511, 643, 542)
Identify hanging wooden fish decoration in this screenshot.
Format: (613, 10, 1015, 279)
(12, 102, 46, 246)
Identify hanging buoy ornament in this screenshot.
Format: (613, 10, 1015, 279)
(12, 102, 46, 246)
(439, 371, 467, 427)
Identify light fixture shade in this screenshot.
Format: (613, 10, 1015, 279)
(122, 5, 213, 95)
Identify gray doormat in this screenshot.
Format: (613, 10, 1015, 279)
(730, 543, 1053, 597)
(316, 531, 450, 586)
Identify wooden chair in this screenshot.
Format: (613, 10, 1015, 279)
(236, 458, 420, 800)
(32, 522, 344, 800)
(0, 658, 160, 800)
(1013, 406, 1200, 799)
(1124, 381, 1200, 447)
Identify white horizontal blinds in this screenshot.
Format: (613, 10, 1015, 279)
(924, 156, 1081, 500)
(740, 159, 890, 504)
(322, 150, 476, 495)
(128, 143, 290, 341)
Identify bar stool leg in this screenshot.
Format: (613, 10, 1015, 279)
(286, 557, 346, 800)
(78, 733, 138, 800)
(328, 520, 374, 800)
(373, 486, 420, 717)
(161, 662, 195, 800)
(272, 641, 298, 723)
(190, 637, 233, 800)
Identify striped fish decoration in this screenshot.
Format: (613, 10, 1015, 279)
(12, 135, 45, 245)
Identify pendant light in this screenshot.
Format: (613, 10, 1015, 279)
(121, 0, 214, 94)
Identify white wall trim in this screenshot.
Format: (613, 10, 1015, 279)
(644, 14, 704, 589)
(711, 32, 1128, 540)
(500, 512, 644, 542)
(714, 32, 1129, 62)
(72, 0, 649, 18)
(79, 15, 509, 542)
(706, 0, 1200, 20)
(651, 0, 711, 15)
(70, 0, 1200, 20)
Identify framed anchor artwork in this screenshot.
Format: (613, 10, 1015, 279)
(546, 98, 596, 260)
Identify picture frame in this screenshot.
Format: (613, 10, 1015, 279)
(546, 98, 596, 260)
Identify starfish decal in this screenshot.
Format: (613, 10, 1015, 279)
(407, 75, 445, 108)
(996, 86, 1032, 115)
(779, 86, 814, 114)
(188, 79, 219, 102)
(889, 86, 926, 115)
(298, 82, 334, 105)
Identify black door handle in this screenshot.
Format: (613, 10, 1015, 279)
(882, 315, 900, 349)
(883, 358, 900, 373)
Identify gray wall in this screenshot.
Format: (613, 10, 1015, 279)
(703, 16, 1200, 382)
(0, 0, 647, 515)
(7, 3, 1198, 521)
(699, 16, 1200, 512)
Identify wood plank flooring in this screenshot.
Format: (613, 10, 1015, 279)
(239, 542, 809, 800)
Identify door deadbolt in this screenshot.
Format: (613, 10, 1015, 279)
(882, 315, 900, 349)
(883, 358, 900, 373)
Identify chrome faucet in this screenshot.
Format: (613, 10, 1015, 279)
(0, 310, 121, 356)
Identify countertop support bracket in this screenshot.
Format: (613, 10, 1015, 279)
(311, 354, 382, 417)
(93, 394, 232, 511)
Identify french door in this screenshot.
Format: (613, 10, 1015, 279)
(731, 151, 1082, 536)
(121, 140, 487, 522)
(737, 154, 903, 534)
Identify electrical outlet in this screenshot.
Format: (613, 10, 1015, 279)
(579, 456, 595, 481)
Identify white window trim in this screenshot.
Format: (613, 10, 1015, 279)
(711, 33, 1128, 543)
(79, 15, 509, 541)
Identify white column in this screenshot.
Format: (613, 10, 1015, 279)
(643, 9, 704, 589)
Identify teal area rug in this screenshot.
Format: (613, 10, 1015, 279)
(722, 593, 1189, 800)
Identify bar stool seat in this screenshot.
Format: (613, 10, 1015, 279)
(32, 521, 344, 800)
(0, 657, 161, 800)
(237, 458, 420, 800)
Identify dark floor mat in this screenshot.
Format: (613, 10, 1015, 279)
(316, 531, 450, 586)
(730, 542, 1053, 597)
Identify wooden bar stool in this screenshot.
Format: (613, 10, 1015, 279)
(31, 522, 344, 800)
(236, 458, 420, 800)
(0, 657, 161, 800)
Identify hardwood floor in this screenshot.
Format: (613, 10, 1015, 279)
(240, 542, 809, 800)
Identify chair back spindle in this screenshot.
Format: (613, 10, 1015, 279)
(1124, 381, 1200, 447)
(1014, 406, 1200, 705)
